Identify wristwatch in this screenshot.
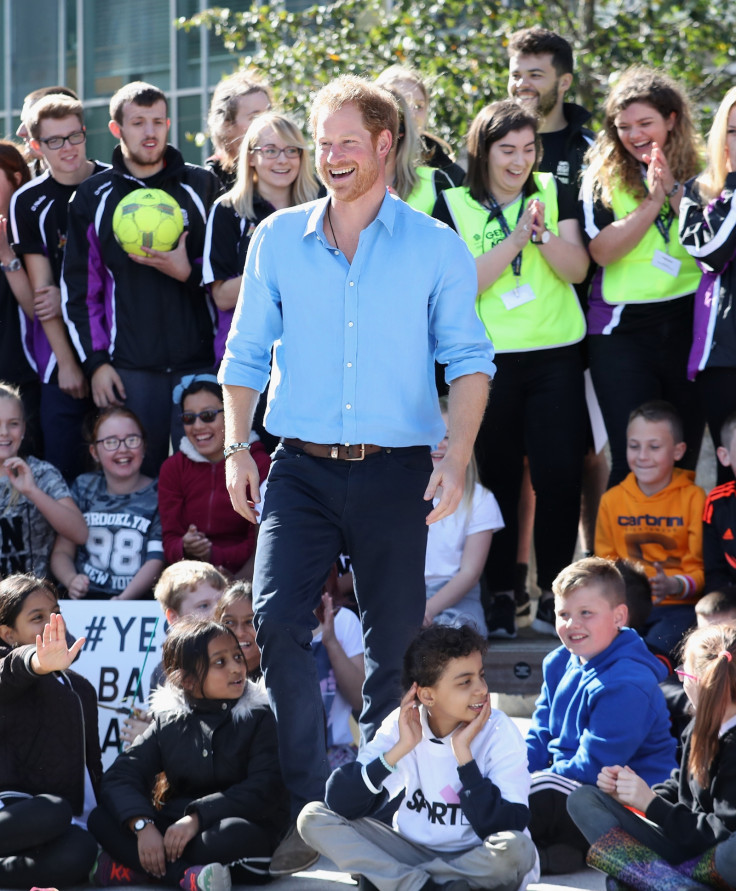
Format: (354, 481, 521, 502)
(531, 229, 551, 245)
(667, 181, 681, 197)
(132, 817, 155, 833)
(0, 257, 21, 272)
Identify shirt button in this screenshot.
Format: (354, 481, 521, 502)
(349, 281, 355, 286)
(348, 322, 354, 327)
(334, 250, 339, 255)
(346, 404, 352, 410)
(202, 749, 208, 757)
(347, 362, 352, 368)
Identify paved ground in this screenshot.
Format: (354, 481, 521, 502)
(69, 858, 605, 890)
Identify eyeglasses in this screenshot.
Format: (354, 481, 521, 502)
(180, 408, 224, 425)
(252, 144, 302, 159)
(95, 434, 143, 451)
(38, 128, 86, 150)
(674, 666, 699, 683)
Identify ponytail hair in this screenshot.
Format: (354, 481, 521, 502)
(683, 624, 736, 786)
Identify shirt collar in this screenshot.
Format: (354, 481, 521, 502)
(303, 189, 397, 244)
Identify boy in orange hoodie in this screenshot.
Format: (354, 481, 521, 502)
(595, 401, 704, 659)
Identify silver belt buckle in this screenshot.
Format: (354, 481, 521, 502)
(344, 443, 366, 461)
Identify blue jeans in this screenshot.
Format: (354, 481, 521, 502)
(254, 443, 432, 817)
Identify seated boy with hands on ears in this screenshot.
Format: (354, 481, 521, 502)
(298, 624, 537, 891)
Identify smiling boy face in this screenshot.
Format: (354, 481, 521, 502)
(626, 416, 686, 496)
(554, 584, 627, 663)
(417, 650, 489, 738)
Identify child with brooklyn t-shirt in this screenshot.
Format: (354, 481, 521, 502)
(298, 624, 537, 891)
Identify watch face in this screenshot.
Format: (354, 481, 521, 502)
(3, 258, 21, 271)
(541, 230, 551, 244)
(134, 818, 147, 832)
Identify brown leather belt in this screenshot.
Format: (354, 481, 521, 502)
(282, 437, 384, 461)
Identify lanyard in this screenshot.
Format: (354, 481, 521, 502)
(640, 168, 674, 248)
(483, 193, 525, 278)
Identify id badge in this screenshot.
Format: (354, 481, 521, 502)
(500, 282, 536, 311)
(651, 249, 681, 277)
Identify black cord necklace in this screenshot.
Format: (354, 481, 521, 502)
(326, 204, 340, 253)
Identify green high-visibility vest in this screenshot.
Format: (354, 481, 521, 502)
(601, 186, 701, 304)
(443, 172, 585, 352)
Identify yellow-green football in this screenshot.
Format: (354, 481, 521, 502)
(112, 188, 184, 256)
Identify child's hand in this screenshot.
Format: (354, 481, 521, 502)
(164, 813, 199, 861)
(67, 573, 90, 599)
(650, 562, 679, 603)
(120, 711, 152, 748)
(612, 765, 656, 812)
(315, 591, 337, 644)
(392, 683, 422, 758)
(451, 694, 491, 766)
(135, 823, 166, 877)
(30, 613, 85, 675)
(182, 525, 212, 560)
(597, 764, 622, 794)
(3, 457, 36, 496)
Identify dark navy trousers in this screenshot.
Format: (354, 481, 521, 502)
(254, 443, 432, 817)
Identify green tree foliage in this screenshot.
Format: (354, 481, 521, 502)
(180, 0, 736, 153)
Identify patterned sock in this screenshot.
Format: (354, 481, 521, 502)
(675, 847, 731, 890)
(586, 826, 710, 891)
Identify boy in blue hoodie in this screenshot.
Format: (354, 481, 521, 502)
(525, 556, 677, 875)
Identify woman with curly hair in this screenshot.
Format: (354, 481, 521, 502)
(581, 67, 703, 484)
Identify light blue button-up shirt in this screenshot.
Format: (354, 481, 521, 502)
(219, 191, 495, 448)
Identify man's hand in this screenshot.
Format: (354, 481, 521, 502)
(424, 452, 465, 524)
(129, 232, 192, 282)
(225, 449, 260, 523)
(91, 363, 126, 407)
(33, 284, 62, 321)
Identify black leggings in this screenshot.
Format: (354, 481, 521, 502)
(89, 804, 274, 886)
(588, 314, 703, 487)
(476, 346, 586, 593)
(0, 794, 98, 888)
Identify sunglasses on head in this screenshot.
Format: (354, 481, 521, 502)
(180, 408, 224, 425)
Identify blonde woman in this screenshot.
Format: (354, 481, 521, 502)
(679, 86, 736, 481)
(381, 86, 457, 215)
(581, 67, 703, 485)
(203, 111, 318, 365)
(376, 64, 465, 186)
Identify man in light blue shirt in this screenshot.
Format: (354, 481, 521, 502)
(220, 75, 494, 874)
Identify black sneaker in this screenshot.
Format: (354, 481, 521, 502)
(487, 594, 517, 639)
(531, 597, 557, 636)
